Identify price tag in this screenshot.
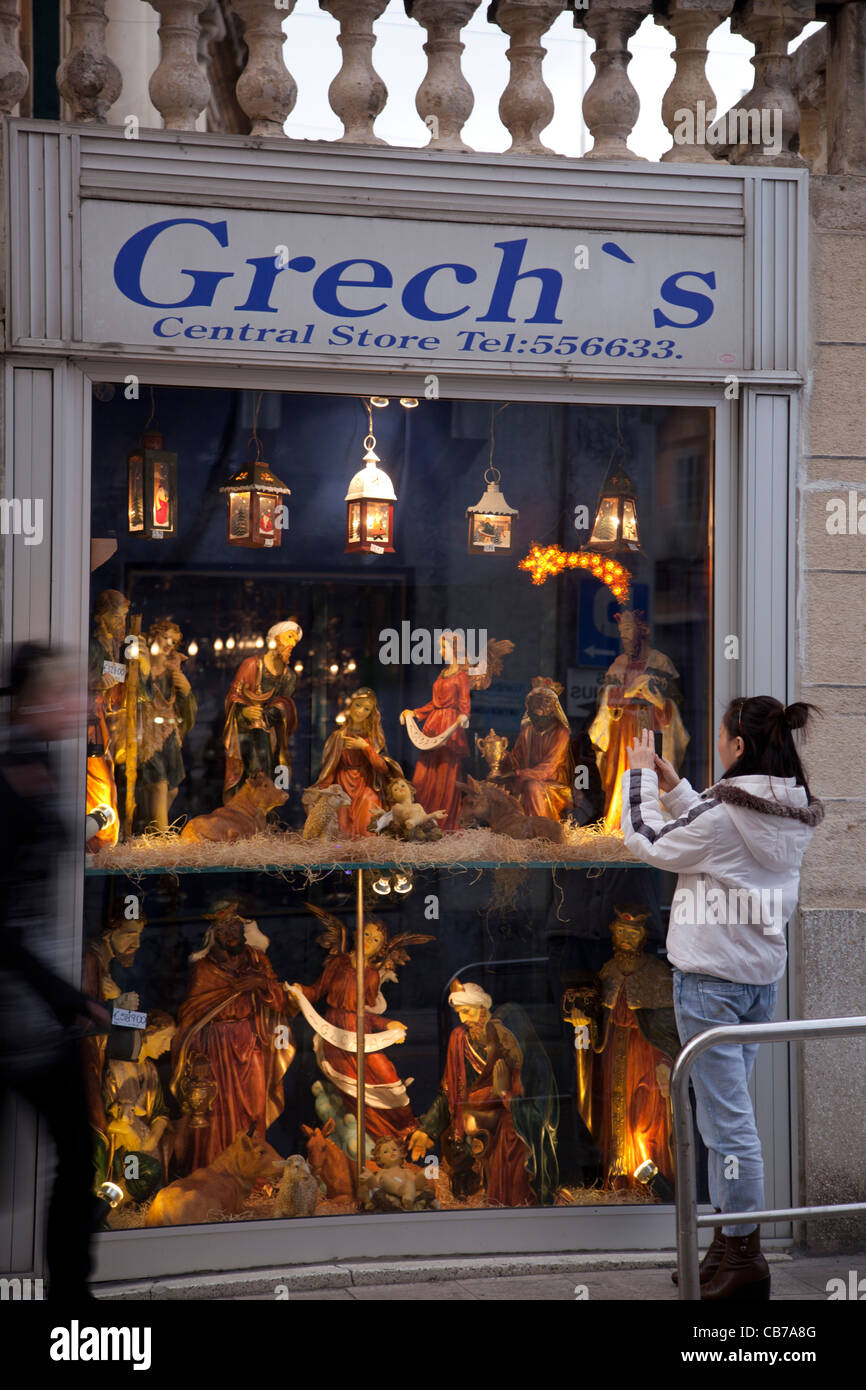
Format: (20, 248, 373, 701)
(369, 544, 384, 555)
(483, 543, 495, 552)
(264, 538, 274, 547)
(112, 1006, 147, 1030)
(102, 660, 126, 682)
(152, 530, 164, 540)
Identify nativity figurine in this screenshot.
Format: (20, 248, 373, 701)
(305, 687, 401, 837)
(223, 619, 302, 798)
(136, 619, 197, 833)
(491, 678, 574, 823)
(358, 1137, 439, 1213)
(401, 631, 514, 832)
(589, 609, 689, 832)
(372, 775, 447, 841)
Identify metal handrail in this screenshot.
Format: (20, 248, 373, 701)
(671, 1015, 866, 1301)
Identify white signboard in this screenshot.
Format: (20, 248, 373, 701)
(81, 202, 744, 370)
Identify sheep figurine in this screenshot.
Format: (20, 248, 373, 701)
(273, 1154, 320, 1219)
(301, 784, 351, 841)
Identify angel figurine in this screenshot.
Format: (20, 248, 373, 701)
(287, 905, 434, 1143)
(401, 630, 514, 831)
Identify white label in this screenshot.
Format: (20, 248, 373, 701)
(112, 1006, 148, 1029)
(151, 529, 164, 540)
(264, 538, 274, 547)
(483, 543, 495, 552)
(369, 543, 384, 555)
(103, 660, 126, 682)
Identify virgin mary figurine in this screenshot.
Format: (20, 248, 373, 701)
(401, 631, 513, 832)
(307, 687, 402, 836)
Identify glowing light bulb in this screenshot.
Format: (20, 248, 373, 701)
(329, 663, 339, 675)
(255, 637, 265, 649)
(214, 638, 224, 653)
(346, 660, 357, 673)
(294, 661, 304, 674)
(226, 637, 236, 651)
(187, 640, 198, 657)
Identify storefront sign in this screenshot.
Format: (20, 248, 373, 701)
(81, 202, 744, 370)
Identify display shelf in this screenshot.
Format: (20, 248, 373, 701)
(84, 858, 642, 876)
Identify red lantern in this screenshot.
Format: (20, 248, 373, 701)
(127, 431, 177, 539)
(219, 459, 291, 549)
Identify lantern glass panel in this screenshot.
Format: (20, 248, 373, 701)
(622, 498, 639, 545)
(258, 493, 278, 542)
(128, 453, 144, 532)
(469, 512, 513, 551)
(365, 502, 391, 544)
(590, 496, 619, 546)
(151, 457, 173, 532)
(348, 502, 361, 544)
(229, 491, 251, 540)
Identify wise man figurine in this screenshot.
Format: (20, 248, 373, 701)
(223, 620, 302, 797)
(493, 678, 574, 823)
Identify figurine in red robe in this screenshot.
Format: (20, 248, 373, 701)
(402, 632, 514, 832)
(289, 908, 433, 1142)
(223, 620, 301, 797)
(495, 678, 574, 823)
(170, 901, 293, 1169)
(305, 688, 401, 836)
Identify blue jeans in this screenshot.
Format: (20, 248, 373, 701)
(673, 970, 779, 1237)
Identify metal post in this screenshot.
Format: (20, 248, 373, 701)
(355, 868, 366, 1199)
(671, 1014, 866, 1302)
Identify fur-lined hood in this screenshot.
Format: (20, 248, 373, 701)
(706, 775, 824, 869)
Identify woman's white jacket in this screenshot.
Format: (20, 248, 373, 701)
(620, 769, 824, 984)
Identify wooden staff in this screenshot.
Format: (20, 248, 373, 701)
(124, 614, 142, 839)
(355, 869, 366, 1201)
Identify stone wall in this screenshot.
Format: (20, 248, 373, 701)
(796, 173, 866, 1251)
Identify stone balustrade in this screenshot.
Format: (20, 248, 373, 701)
(0, 0, 860, 173)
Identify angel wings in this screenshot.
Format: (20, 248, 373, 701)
(305, 902, 434, 975)
(470, 637, 515, 691)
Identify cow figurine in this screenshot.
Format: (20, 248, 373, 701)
(301, 1118, 355, 1200)
(145, 1127, 283, 1226)
(180, 772, 288, 843)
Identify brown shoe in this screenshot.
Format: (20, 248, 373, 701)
(700, 1228, 771, 1301)
(671, 1224, 725, 1286)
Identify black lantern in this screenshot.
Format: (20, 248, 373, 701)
(219, 459, 291, 549)
(127, 431, 178, 539)
(589, 417, 641, 555)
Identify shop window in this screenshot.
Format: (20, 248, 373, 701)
(84, 388, 712, 1227)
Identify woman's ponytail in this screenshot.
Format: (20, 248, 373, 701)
(722, 696, 821, 797)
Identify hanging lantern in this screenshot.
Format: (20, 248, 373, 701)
(219, 458, 291, 549)
(466, 403, 517, 554)
(127, 430, 178, 539)
(345, 401, 396, 555)
(588, 417, 641, 554)
(466, 469, 518, 555)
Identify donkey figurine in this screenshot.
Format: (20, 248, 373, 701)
(457, 775, 565, 843)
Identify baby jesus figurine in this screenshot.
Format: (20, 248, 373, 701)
(371, 776, 448, 841)
(358, 1136, 439, 1212)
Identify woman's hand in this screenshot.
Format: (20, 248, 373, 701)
(626, 729, 657, 771)
(654, 753, 680, 793)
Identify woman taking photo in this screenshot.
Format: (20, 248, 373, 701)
(621, 697, 823, 1302)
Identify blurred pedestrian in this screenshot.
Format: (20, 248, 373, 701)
(0, 643, 111, 1303)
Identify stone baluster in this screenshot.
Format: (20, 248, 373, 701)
(319, 0, 389, 145)
(228, 0, 296, 137)
(572, 0, 653, 160)
(404, 0, 482, 152)
(0, 0, 28, 114)
(488, 0, 564, 155)
(145, 0, 211, 131)
(729, 0, 814, 165)
(654, 0, 733, 162)
(56, 0, 122, 123)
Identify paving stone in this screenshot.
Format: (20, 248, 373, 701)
(347, 1280, 479, 1300)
